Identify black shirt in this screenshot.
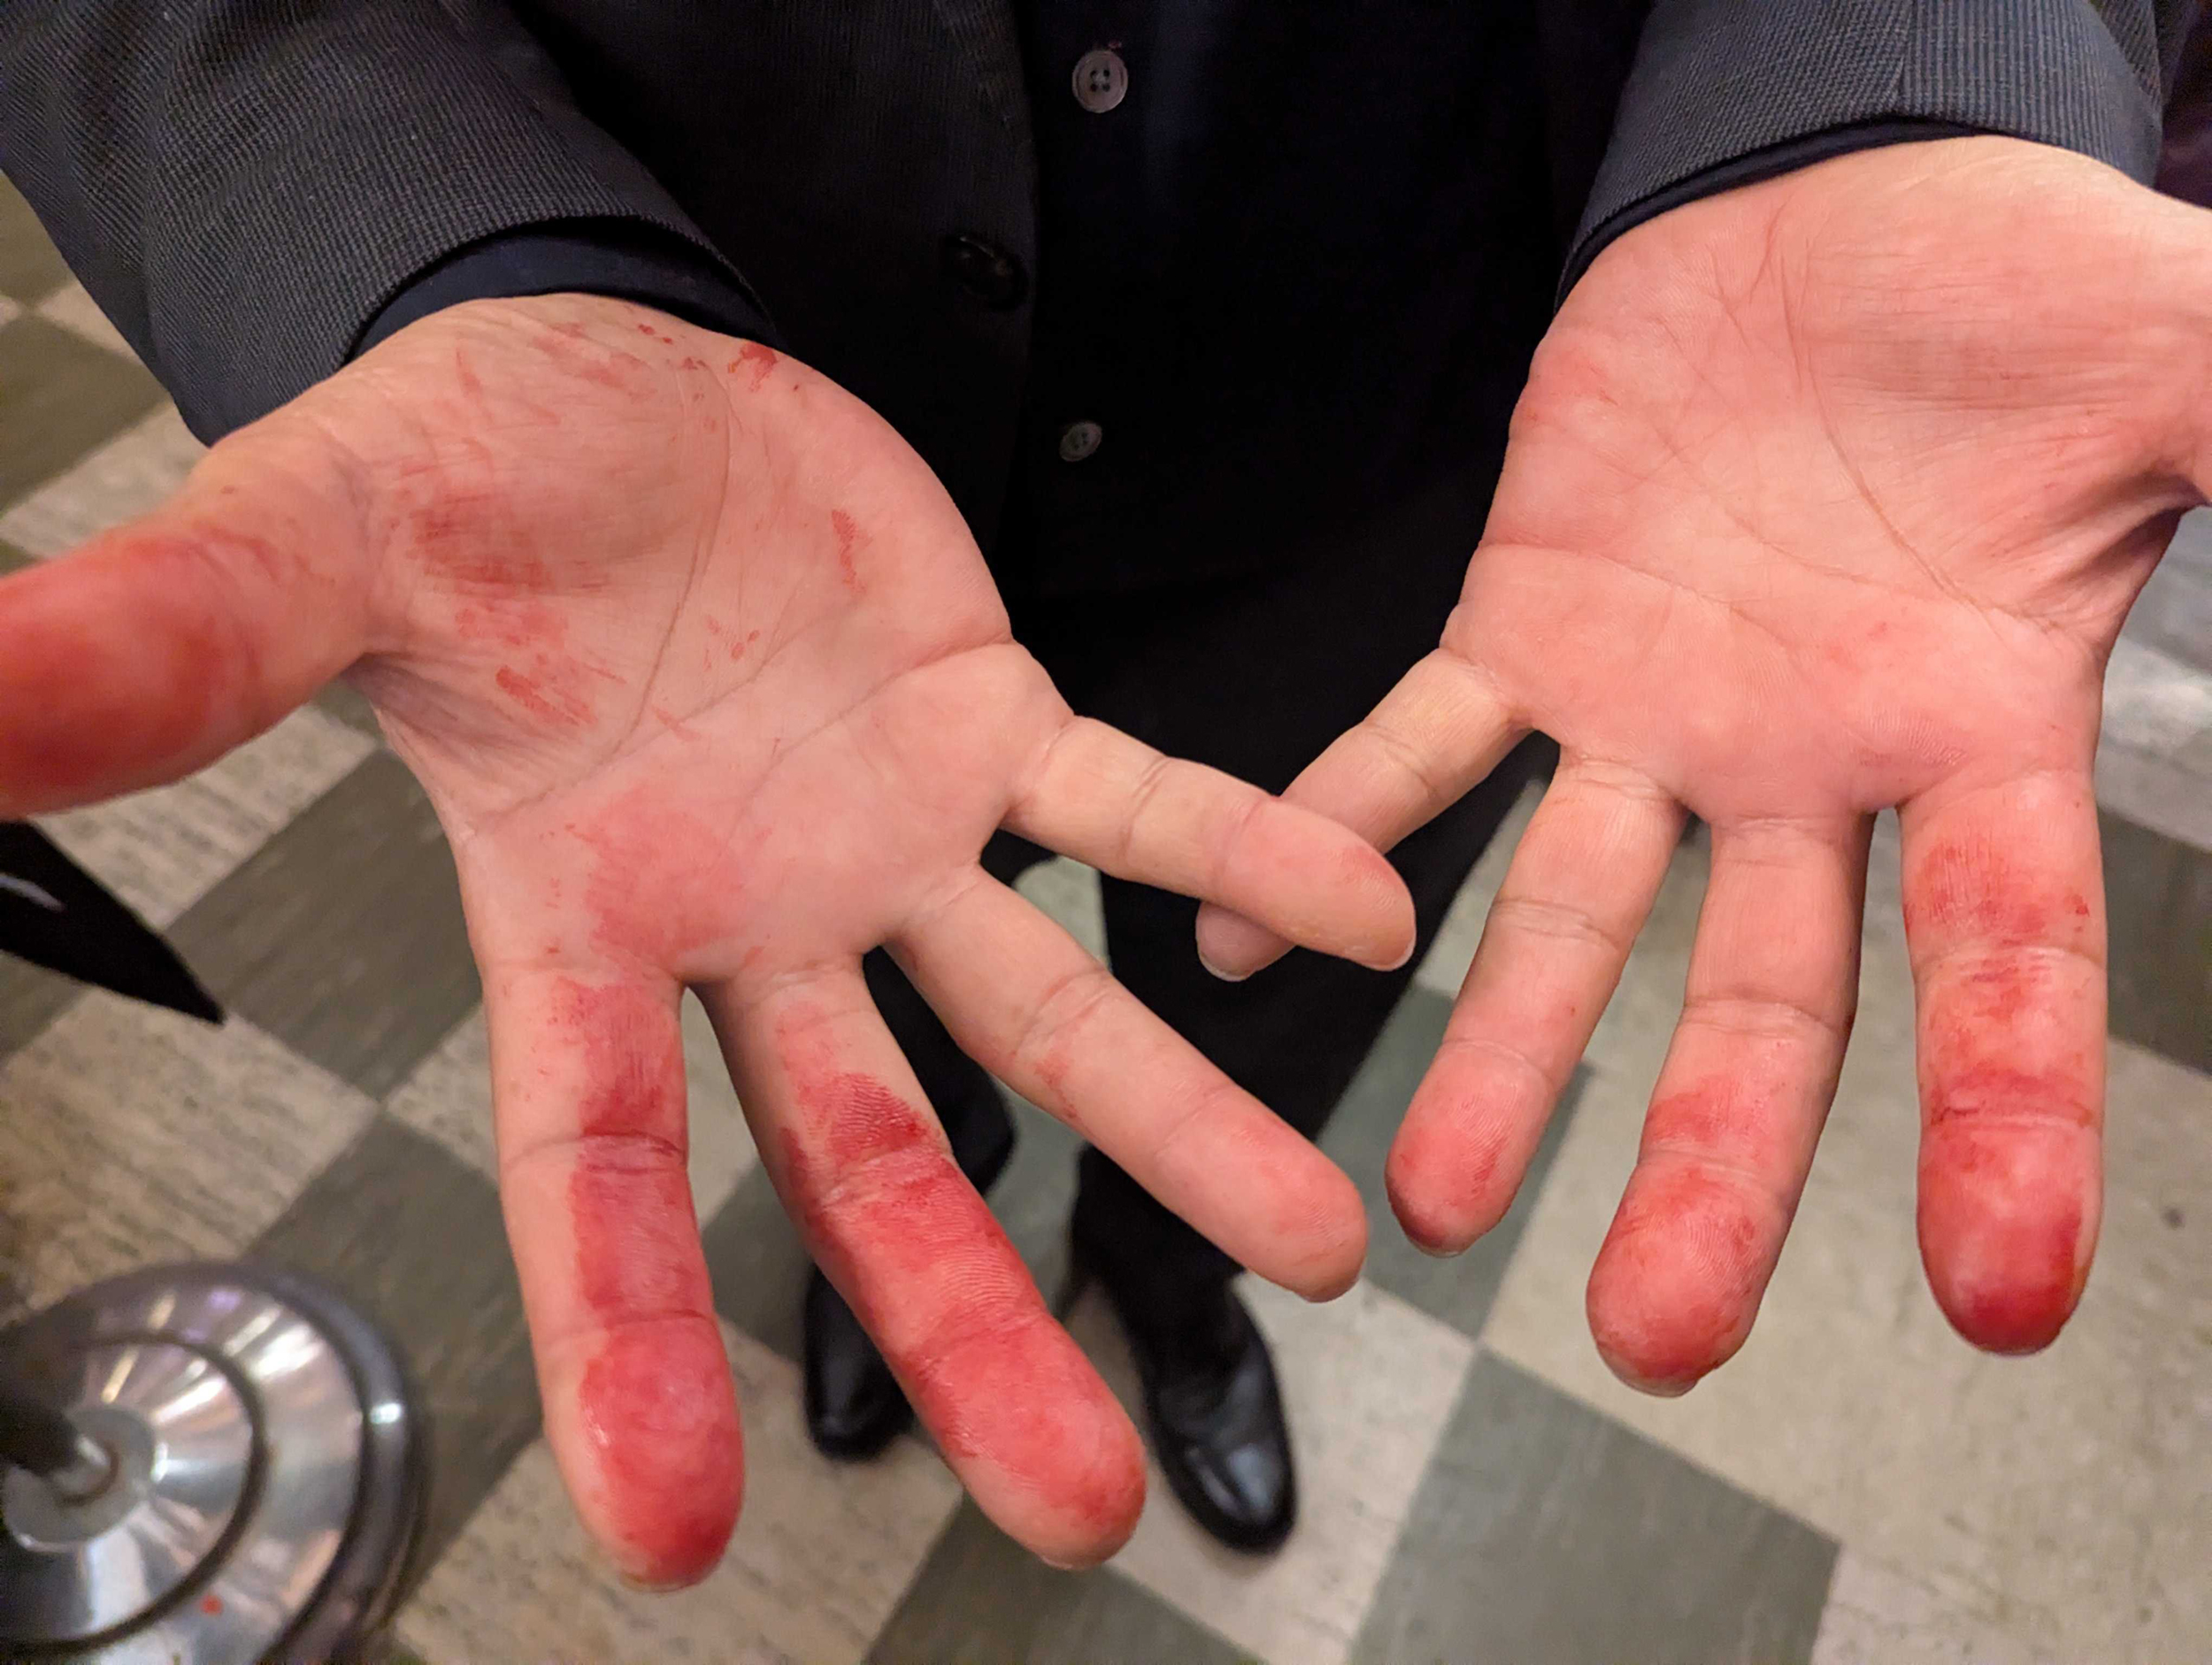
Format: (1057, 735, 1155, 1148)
(1001, 2, 1555, 589)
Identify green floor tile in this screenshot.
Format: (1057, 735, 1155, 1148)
(1353, 1352, 1837, 1665)
(169, 752, 479, 1097)
(0, 315, 164, 506)
(2103, 807, 2212, 1076)
(870, 1502, 1250, 1665)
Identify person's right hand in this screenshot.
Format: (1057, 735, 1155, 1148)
(0, 295, 1416, 1581)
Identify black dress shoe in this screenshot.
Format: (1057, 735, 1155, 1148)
(1074, 1239, 1297, 1554)
(803, 1092, 1016, 1461)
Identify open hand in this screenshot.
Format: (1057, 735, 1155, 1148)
(0, 295, 1417, 1577)
(1200, 137, 2209, 1390)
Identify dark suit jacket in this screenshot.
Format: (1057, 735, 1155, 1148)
(0, 1, 2188, 564)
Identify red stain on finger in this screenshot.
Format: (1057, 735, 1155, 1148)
(1919, 1135, 2086, 1354)
(1588, 1161, 1775, 1393)
(578, 1321, 741, 1585)
(0, 533, 265, 808)
(551, 980, 707, 1326)
(773, 1024, 1141, 1540)
(1902, 837, 2098, 956)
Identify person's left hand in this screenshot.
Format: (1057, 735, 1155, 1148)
(1197, 136, 2210, 1392)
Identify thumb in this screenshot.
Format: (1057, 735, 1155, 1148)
(0, 429, 373, 817)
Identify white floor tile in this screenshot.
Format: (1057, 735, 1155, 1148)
(1812, 1552, 2053, 1665)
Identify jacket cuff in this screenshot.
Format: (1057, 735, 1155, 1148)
(1564, 0, 2167, 298)
(352, 220, 780, 358)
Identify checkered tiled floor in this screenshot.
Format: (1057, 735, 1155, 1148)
(4, 179, 2210, 1662)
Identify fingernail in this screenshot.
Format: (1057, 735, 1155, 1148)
(1606, 1362, 1700, 1399)
(1197, 949, 1253, 984)
(1372, 940, 1416, 974)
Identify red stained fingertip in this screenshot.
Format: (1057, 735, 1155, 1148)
(1586, 1168, 1772, 1396)
(1918, 1130, 2094, 1355)
(577, 1318, 742, 1587)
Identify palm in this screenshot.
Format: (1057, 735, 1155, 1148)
(1475, 137, 2174, 817)
(0, 295, 1418, 1581)
(1201, 137, 2208, 1391)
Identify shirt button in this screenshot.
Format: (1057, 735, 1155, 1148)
(1058, 420, 1104, 462)
(1071, 48, 1128, 113)
(940, 232, 1028, 309)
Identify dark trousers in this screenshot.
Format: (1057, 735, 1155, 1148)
(865, 464, 1541, 1289)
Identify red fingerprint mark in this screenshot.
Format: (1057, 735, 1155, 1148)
(535, 325, 641, 392)
(772, 1017, 1141, 1538)
(733, 342, 779, 392)
(443, 552, 571, 594)
(200, 1593, 224, 1615)
(1903, 835, 2093, 954)
(567, 787, 741, 964)
(829, 510, 864, 593)
(578, 1322, 741, 1584)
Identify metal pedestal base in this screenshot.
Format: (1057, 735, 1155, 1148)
(0, 1263, 423, 1663)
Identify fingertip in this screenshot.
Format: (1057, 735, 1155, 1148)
(1383, 1107, 1517, 1259)
(1193, 903, 1285, 982)
(1584, 1177, 1768, 1395)
(565, 1316, 744, 1589)
(1300, 1199, 1368, 1302)
(1031, 1431, 1146, 1569)
(1195, 947, 1255, 985)
(1594, 1346, 1702, 1399)
(963, 1377, 1147, 1570)
(1384, 1158, 1478, 1258)
(1268, 1148, 1368, 1301)
(1919, 1147, 2095, 1355)
(1335, 838, 1418, 971)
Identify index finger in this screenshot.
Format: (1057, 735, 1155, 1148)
(1191, 648, 1524, 978)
